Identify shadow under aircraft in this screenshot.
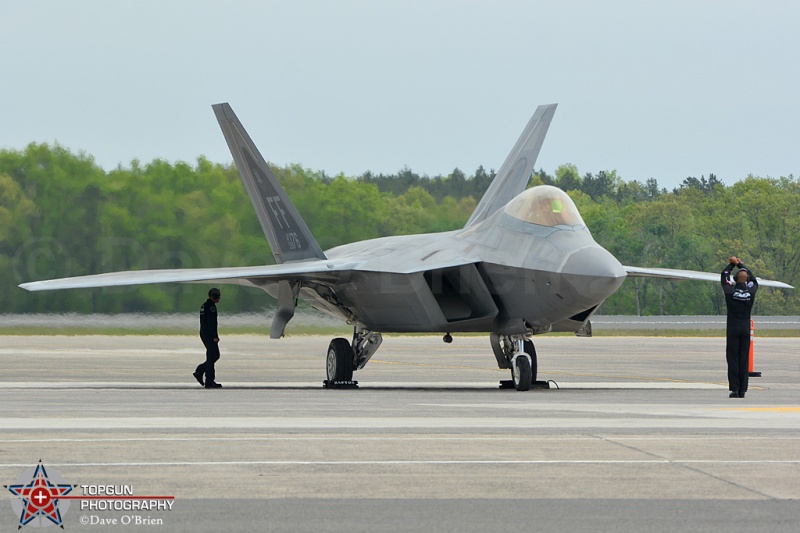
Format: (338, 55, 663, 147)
(20, 104, 793, 391)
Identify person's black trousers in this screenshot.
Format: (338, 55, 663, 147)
(725, 321, 750, 394)
(196, 336, 220, 383)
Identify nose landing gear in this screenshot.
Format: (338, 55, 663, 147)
(492, 334, 545, 391)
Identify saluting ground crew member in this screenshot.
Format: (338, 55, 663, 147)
(720, 256, 758, 398)
(193, 288, 223, 388)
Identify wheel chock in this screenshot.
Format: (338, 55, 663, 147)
(323, 380, 359, 389)
(500, 379, 553, 389)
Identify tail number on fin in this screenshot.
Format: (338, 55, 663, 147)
(286, 232, 302, 250)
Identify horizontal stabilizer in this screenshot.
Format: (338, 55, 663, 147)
(213, 103, 326, 263)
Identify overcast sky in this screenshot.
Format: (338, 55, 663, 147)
(2, 0, 797, 189)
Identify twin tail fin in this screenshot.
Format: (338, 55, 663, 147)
(212, 103, 326, 264)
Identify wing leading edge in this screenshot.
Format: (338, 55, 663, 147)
(18, 260, 350, 292)
(21, 260, 791, 292)
(624, 266, 794, 289)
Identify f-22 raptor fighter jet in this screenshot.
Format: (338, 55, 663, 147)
(20, 103, 793, 391)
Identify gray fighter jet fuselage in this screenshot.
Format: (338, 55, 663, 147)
(305, 187, 625, 336)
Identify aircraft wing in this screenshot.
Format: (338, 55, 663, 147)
(624, 266, 794, 289)
(18, 260, 359, 292)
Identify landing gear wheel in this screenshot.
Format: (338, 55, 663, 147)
(326, 338, 355, 382)
(522, 339, 538, 384)
(512, 356, 532, 391)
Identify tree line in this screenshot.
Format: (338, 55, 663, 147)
(3, 143, 797, 316)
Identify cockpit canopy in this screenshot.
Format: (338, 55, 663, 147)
(503, 185, 585, 228)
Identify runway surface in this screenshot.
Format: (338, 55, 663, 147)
(1, 334, 798, 532)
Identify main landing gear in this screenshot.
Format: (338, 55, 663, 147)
(323, 328, 544, 392)
(491, 333, 542, 391)
(323, 326, 382, 389)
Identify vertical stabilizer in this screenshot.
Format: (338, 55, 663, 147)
(213, 103, 326, 263)
(464, 104, 557, 228)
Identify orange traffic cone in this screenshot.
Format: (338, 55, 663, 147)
(749, 319, 762, 378)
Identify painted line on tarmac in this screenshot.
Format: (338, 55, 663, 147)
(3, 435, 800, 445)
(0, 381, 727, 389)
(2, 459, 800, 468)
(0, 416, 798, 430)
(4, 435, 800, 443)
(724, 407, 800, 412)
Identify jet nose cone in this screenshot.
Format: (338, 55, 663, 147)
(562, 245, 627, 299)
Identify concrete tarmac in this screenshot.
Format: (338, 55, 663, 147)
(1, 335, 798, 532)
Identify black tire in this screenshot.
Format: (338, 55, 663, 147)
(326, 338, 355, 382)
(513, 356, 532, 391)
(522, 339, 538, 384)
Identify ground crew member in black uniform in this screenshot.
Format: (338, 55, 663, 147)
(720, 256, 758, 398)
(193, 288, 223, 388)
